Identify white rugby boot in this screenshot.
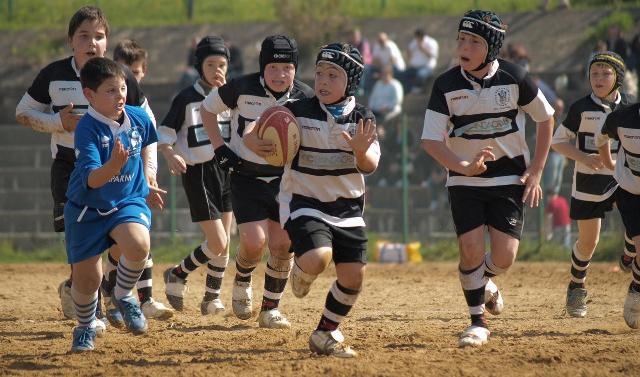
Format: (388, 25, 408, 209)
(566, 285, 588, 318)
(163, 267, 187, 311)
(309, 329, 357, 358)
(232, 280, 253, 320)
(623, 286, 640, 329)
(258, 308, 291, 329)
(141, 298, 174, 320)
(200, 298, 225, 316)
(58, 280, 76, 319)
(484, 279, 504, 315)
(458, 325, 490, 347)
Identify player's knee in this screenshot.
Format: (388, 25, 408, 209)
(240, 235, 266, 255)
(74, 274, 102, 292)
(206, 232, 228, 254)
(577, 237, 598, 255)
(268, 238, 291, 255)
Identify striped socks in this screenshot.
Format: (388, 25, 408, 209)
(317, 281, 360, 332)
(114, 256, 147, 300)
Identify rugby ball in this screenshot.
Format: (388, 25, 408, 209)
(256, 106, 300, 166)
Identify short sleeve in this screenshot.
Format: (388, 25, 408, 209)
(421, 81, 450, 141)
(552, 104, 579, 144)
(74, 121, 102, 188)
(202, 87, 232, 115)
(517, 74, 539, 107)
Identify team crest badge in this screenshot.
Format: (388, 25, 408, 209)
(495, 88, 511, 108)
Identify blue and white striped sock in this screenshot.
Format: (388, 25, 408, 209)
(114, 256, 147, 300)
(71, 286, 98, 328)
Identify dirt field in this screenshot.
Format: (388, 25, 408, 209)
(1, 262, 639, 376)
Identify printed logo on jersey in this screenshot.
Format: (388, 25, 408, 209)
(494, 88, 511, 108)
(101, 135, 110, 149)
(117, 127, 143, 157)
(298, 150, 355, 170)
(463, 117, 512, 136)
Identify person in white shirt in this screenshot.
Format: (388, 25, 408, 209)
(406, 28, 439, 94)
(368, 65, 404, 125)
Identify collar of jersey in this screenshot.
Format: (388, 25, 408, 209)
(70, 57, 81, 78)
(88, 106, 132, 134)
(319, 96, 356, 121)
(259, 76, 292, 104)
(194, 80, 212, 97)
(460, 60, 499, 88)
(590, 92, 621, 111)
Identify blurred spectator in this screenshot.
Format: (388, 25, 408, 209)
(545, 189, 571, 249)
(364, 32, 406, 95)
(349, 28, 372, 65)
(607, 24, 630, 63)
(223, 35, 244, 80)
(175, 36, 200, 92)
(405, 28, 439, 94)
(506, 43, 530, 72)
(369, 65, 404, 126)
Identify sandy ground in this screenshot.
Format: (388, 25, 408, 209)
(0, 262, 639, 376)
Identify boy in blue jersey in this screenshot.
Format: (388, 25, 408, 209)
(15, 5, 157, 324)
(421, 10, 554, 347)
(64, 57, 164, 352)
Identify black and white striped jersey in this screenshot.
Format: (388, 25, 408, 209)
(597, 103, 640, 195)
(278, 96, 381, 228)
(421, 59, 554, 187)
(15, 56, 152, 160)
(552, 93, 631, 202)
(158, 81, 231, 166)
(201, 72, 314, 177)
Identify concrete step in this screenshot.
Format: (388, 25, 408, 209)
(0, 145, 51, 168)
(0, 188, 51, 211)
(0, 167, 49, 190)
(0, 124, 51, 146)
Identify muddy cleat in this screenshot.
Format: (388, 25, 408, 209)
(258, 309, 291, 329)
(200, 298, 225, 316)
(71, 326, 96, 352)
(566, 286, 588, 318)
(291, 263, 317, 298)
(309, 329, 357, 358)
(141, 298, 174, 320)
(232, 280, 253, 320)
(484, 279, 504, 315)
(458, 325, 490, 347)
(58, 280, 76, 319)
(163, 267, 187, 311)
(103, 293, 125, 328)
(115, 295, 148, 335)
(623, 286, 640, 329)
(619, 255, 633, 273)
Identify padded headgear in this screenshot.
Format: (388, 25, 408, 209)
(316, 42, 364, 97)
(195, 36, 230, 77)
(589, 51, 626, 96)
(458, 10, 506, 70)
(259, 35, 298, 76)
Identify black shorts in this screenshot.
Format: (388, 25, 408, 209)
(570, 194, 616, 220)
(284, 216, 367, 264)
(616, 187, 640, 238)
(181, 159, 232, 222)
(51, 146, 75, 232)
(230, 173, 280, 224)
(448, 184, 525, 240)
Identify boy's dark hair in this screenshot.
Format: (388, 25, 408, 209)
(80, 57, 125, 91)
(68, 6, 110, 39)
(113, 39, 148, 65)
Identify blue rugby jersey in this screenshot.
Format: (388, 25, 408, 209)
(66, 105, 157, 210)
(421, 59, 554, 187)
